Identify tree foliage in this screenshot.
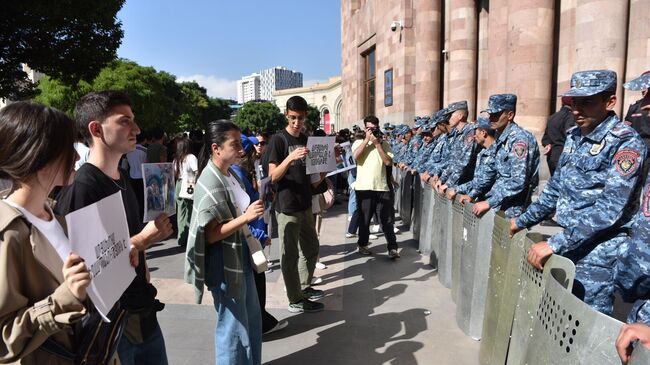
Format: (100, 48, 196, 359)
(35, 59, 232, 133)
(0, 0, 125, 99)
(306, 104, 322, 133)
(233, 101, 286, 133)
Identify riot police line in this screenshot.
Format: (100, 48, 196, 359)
(392, 167, 650, 365)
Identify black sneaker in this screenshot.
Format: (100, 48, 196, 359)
(302, 287, 325, 300)
(358, 246, 372, 255)
(288, 299, 325, 313)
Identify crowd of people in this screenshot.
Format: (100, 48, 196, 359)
(0, 68, 649, 364)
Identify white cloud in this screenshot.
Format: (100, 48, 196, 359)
(177, 74, 238, 100)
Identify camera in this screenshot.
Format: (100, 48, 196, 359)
(372, 128, 384, 138)
(390, 21, 402, 32)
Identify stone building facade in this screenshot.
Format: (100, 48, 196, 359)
(273, 77, 342, 134)
(341, 0, 650, 140)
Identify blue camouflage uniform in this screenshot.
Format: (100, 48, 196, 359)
(438, 101, 482, 187)
(479, 94, 540, 218)
(454, 118, 498, 200)
(403, 125, 423, 168)
(515, 70, 646, 315)
(615, 173, 650, 325)
(423, 109, 451, 177)
(412, 119, 438, 173)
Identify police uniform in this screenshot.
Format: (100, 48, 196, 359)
(438, 101, 482, 187)
(481, 94, 540, 218)
(413, 120, 438, 173)
(623, 72, 650, 151)
(515, 70, 646, 315)
(454, 118, 498, 200)
(423, 109, 451, 177)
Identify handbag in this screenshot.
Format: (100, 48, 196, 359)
(178, 174, 195, 200)
(319, 178, 335, 210)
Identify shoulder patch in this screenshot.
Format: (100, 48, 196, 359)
(643, 186, 650, 217)
(512, 141, 528, 160)
(614, 148, 641, 176)
(465, 133, 475, 146)
(610, 123, 635, 138)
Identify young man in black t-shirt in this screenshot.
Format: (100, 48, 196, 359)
(267, 96, 326, 313)
(55, 91, 173, 365)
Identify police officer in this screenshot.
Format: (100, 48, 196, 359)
(421, 109, 451, 184)
(436, 101, 482, 194)
(623, 71, 650, 151)
(447, 117, 498, 202)
(471, 94, 540, 218)
(511, 70, 646, 315)
(399, 118, 424, 170)
(412, 119, 439, 175)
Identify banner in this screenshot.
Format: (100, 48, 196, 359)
(65, 191, 135, 322)
(142, 162, 176, 222)
(326, 141, 356, 177)
(306, 136, 337, 174)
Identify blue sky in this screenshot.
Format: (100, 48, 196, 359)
(116, 0, 341, 100)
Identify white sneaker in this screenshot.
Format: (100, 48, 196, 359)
(393, 227, 400, 234)
(370, 224, 381, 233)
(312, 276, 323, 285)
(369, 234, 379, 240)
(345, 233, 357, 238)
(264, 319, 289, 335)
(315, 262, 327, 270)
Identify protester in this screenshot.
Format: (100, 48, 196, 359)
(346, 130, 378, 240)
(232, 134, 288, 335)
(352, 115, 399, 258)
(184, 120, 264, 364)
(146, 127, 167, 163)
(125, 131, 148, 214)
(511, 70, 646, 315)
(267, 95, 326, 313)
(173, 136, 197, 247)
(55, 91, 173, 365)
(0, 102, 103, 364)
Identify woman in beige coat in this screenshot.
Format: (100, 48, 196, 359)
(0, 102, 95, 364)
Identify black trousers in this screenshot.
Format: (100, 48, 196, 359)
(356, 190, 398, 251)
(253, 271, 279, 333)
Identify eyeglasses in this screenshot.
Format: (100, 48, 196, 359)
(257, 141, 267, 146)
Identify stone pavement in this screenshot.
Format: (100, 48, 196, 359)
(148, 197, 481, 365)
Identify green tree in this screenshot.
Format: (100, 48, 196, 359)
(177, 82, 232, 130)
(233, 101, 286, 133)
(0, 0, 125, 99)
(33, 76, 92, 116)
(306, 104, 322, 133)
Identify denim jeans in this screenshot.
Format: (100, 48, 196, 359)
(117, 322, 168, 365)
(206, 243, 262, 365)
(210, 271, 262, 365)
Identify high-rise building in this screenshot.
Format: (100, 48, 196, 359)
(260, 66, 303, 101)
(236, 73, 261, 104)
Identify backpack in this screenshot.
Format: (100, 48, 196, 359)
(41, 303, 127, 365)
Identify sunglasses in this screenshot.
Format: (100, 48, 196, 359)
(257, 141, 267, 146)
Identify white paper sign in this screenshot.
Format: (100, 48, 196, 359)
(306, 136, 337, 174)
(142, 163, 176, 222)
(65, 192, 135, 322)
(326, 141, 356, 177)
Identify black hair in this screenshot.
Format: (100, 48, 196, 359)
(174, 137, 193, 179)
(150, 127, 164, 140)
(75, 91, 132, 146)
(363, 115, 380, 127)
(286, 96, 308, 113)
(198, 120, 241, 175)
(0, 102, 76, 191)
(313, 129, 326, 137)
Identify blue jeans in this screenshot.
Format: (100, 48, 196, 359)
(209, 271, 262, 365)
(117, 322, 168, 365)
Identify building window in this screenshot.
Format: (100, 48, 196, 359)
(363, 47, 376, 116)
(384, 68, 393, 107)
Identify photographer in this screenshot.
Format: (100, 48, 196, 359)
(352, 116, 400, 259)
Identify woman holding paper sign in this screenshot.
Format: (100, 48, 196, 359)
(0, 102, 110, 364)
(185, 120, 265, 365)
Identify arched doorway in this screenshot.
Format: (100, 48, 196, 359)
(322, 109, 331, 134)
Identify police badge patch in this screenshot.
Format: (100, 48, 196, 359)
(465, 133, 474, 146)
(512, 141, 528, 160)
(614, 148, 641, 176)
(589, 141, 605, 155)
(643, 186, 650, 217)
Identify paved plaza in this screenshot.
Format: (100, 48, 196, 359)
(149, 197, 480, 365)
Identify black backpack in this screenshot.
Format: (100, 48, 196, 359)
(41, 303, 127, 365)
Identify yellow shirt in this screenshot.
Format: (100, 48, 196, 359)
(352, 139, 394, 191)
